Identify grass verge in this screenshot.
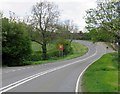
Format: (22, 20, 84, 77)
(81, 52, 118, 92)
(31, 41, 88, 65)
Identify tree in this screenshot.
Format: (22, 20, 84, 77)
(55, 20, 79, 43)
(115, 1, 120, 62)
(2, 17, 32, 66)
(63, 20, 79, 41)
(85, 0, 120, 61)
(31, 1, 60, 60)
(85, 0, 119, 42)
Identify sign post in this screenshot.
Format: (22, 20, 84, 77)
(58, 44, 64, 57)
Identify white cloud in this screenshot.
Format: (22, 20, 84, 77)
(0, 0, 97, 31)
(55, 1, 97, 31)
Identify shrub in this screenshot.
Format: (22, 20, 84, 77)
(2, 18, 32, 66)
(30, 53, 42, 61)
(48, 50, 59, 59)
(56, 38, 73, 56)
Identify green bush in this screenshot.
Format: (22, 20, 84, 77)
(56, 38, 73, 56)
(2, 18, 32, 66)
(30, 53, 42, 61)
(48, 50, 59, 59)
(63, 41, 73, 55)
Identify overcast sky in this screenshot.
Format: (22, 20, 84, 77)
(0, 0, 97, 31)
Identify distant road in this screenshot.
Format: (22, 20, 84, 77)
(1, 40, 114, 93)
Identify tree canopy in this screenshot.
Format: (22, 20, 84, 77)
(85, 0, 119, 43)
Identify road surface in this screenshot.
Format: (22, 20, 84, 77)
(1, 40, 114, 93)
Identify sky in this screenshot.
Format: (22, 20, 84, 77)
(0, 0, 97, 32)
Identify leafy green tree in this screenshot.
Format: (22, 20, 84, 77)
(85, 0, 120, 61)
(85, 0, 118, 42)
(115, 1, 120, 62)
(2, 17, 32, 66)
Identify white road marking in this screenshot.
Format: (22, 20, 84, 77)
(1, 46, 98, 93)
(75, 45, 106, 93)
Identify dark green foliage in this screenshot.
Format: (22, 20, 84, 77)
(63, 41, 73, 55)
(85, 1, 118, 47)
(49, 50, 59, 57)
(89, 28, 115, 42)
(118, 46, 120, 63)
(82, 32, 91, 40)
(2, 18, 32, 66)
(30, 53, 42, 61)
(82, 27, 115, 43)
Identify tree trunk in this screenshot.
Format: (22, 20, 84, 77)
(42, 42, 47, 60)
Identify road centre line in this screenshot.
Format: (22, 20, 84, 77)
(1, 47, 97, 93)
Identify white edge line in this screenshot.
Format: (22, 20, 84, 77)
(75, 47, 106, 93)
(1, 44, 97, 93)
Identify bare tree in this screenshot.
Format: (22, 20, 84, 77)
(63, 19, 78, 42)
(31, 1, 60, 60)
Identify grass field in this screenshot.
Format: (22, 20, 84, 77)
(31, 41, 56, 53)
(31, 41, 88, 64)
(81, 52, 118, 92)
(31, 42, 41, 52)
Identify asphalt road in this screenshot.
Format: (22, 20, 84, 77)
(1, 40, 114, 93)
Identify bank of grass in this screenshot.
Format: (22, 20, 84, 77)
(82, 52, 118, 92)
(31, 41, 88, 65)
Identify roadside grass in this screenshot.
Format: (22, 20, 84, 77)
(30, 41, 88, 65)
(81, 52, 118, 92)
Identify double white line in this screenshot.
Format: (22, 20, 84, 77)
(0, 47, 97, 93)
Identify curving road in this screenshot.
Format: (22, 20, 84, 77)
(1, 40, 114, 93)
